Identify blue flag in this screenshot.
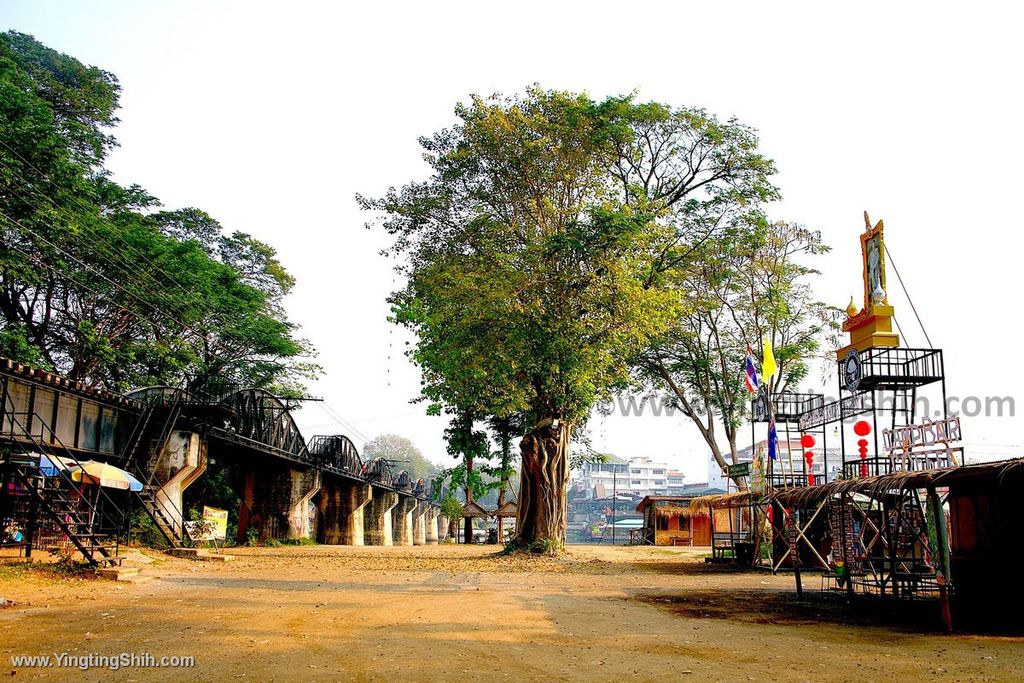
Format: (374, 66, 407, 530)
(768, 419, 778, 461)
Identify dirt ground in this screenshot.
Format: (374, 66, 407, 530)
(1, 544, 1021, 682)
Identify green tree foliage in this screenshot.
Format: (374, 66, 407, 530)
(0, 31, 315, 393)
(363, 88, 778, 548)
(361, 433, 440, 483)
(637, 220, 838, 484)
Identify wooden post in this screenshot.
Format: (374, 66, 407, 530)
(841, 493, 856, 599)
(927, 485, 953, 633)
(25, 477, 37, 559)
(463, 455, 473, 545)
(793, 509, 803, 598)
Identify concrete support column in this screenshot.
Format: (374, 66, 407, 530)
(438, 516, 449, 542)
(237, 465, 320, 543)
(316, 479, 371, 545)
(412, 501, 428, 546)
(153, 432, 206, 534)
(364, 488, 399, 546)
(425, 506, 440, 545)
(286, 468, 321, 540)
(392, 495, 416, 546)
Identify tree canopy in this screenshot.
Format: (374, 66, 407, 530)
(362, 87, 777, 549)
(0, 31, 315, 394)
(361, 433, 440, 482)
(637, 220, 837, 481)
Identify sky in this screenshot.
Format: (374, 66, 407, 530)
(3, 1, 1022, 481)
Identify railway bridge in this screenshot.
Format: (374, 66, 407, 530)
(0, 358, 445, 564)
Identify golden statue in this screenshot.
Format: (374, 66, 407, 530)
(837, 212, 900, 360)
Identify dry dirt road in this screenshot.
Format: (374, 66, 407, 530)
(1, 544, 1021, 682)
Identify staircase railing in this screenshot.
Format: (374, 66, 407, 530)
(1, 395, 128, 565)
(116, 403, 155, 467)
(128, 393, 190, 547)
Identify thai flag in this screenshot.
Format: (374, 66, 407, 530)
(744, 346, 760, 394)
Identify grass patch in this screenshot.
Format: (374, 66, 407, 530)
(0, 558, 94, 581)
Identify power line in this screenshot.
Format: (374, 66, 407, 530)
(0, 155, 205, 325)
(3, 241, 184, 346)
(1, 186, 204, 329)
(315, 402, 371, 445)
(884, 242, 933, 349)
(0, 208, 205, 342)
(0, 137, 196, 297)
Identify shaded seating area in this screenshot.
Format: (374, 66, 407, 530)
(492, 499, 517, 544)
(634, 496, 711, 547)
(457, 500, 493, 543)
(689, 491, 760, 563)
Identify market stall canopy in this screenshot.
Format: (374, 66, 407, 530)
(493, 500, 518, 519)
(461, 500, 493, 518)
(67, 460, 143, 491)
(688, 491, 755, 514)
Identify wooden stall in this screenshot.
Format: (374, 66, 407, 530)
(689, 492, 759, 563)
(635, 496, 711, 547)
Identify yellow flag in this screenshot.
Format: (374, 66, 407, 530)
(762, 336, 777, 383)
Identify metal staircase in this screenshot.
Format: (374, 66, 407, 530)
(0, 408, 125, 566)
(127, 395, 189, 548)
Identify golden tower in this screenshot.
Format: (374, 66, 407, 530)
(837, 212, 900, 360)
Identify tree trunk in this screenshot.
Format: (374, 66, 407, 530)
(463, 454, 474, 544)
(515, 418, 571, 551)
(496, 426, 511, 544)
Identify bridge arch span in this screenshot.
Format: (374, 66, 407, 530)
(217, 389, 307, 458)
(308, 434, 362, 475)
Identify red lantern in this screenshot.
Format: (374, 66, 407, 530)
(854, 420, 871, 437)
(800, 434, 816, 449)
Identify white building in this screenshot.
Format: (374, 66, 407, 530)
(574, 455, 676, 498)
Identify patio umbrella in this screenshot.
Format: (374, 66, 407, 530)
(67, 460, 144, 492)
(37, 453, 77, 477)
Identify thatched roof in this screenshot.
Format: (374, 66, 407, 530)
(460, 500, 493, 518)
(770, 457, 1024, 507)
(636, 495, 709, 517)
(688, 491, 754, 513)
(493, 500, 518, 518)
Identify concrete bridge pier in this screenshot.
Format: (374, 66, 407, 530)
(425, 506, 440, 545)
(364, 488, 399, 546)
(316, 479, 372, 545)
(412, 501, 428, 546)
(392, 495, 417, 546)
(152, 432, 207, 534)
(237, 464, 321, 543)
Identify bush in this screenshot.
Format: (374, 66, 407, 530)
(128, 510, 169, 550)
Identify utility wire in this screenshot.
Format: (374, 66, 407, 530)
(0, 208, 205, 342)
(884, 243, 933, 349)
(0, 155, 205, 324)
(0, 137, 196, 296)
(315, 401, 370, 445)
(4, 241, 189, 350)
(1, 184, 204, 328)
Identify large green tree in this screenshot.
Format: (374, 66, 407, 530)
(637, 220, 837, 485)
(0, 31, 315, 394)
(363, 89, 764, 550)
